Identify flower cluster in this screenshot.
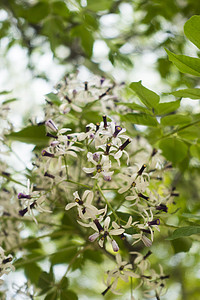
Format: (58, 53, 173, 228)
(0, 74, 178, 298)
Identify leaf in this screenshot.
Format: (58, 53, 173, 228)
(60, 290, 78, 300)
(24, 263, 42, 285)
(171, 238, 192, 253)
(155, 100, 180, 115)
(2, 98, 18, 104)
(84, 14, 98, 30)
(86, 0, 112, 11)
(83, 249, 103, 264)
(83, 111, 101, 123)
(71, 25, 94, 58)
(160, 114, 191, 126)
(45, 93, 62, 105)
(0, 90, 12, 95)
(182, 213, 200, 220)
(167, 226, 200, 240)
(159, 138, 188, 164)
(26, 2, 50, 23)
(121, 113, 158, 127)
(44, 291, 58, 300)
(165, 48, 200, 76)
(59, 277, 69, 290)
(50, 246, 77, 265)
(38, 271, 54, 290)
(171, 88, 200, 99)
(129, 81, 160, 109)
(184, 15, 200, 49)
(190, 144, 200, 160)
(116, 102, 150, 113)
(178, 126, 199, 140)
(52, 1, 69, 18)
(6, 125, 50, 146)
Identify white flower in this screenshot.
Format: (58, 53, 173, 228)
(132, 232, 152, 248)
(130, 251, 151, 273)
(102, 253, 139, 296)
(18, 180, 51, 223)
(103, 121, 129, 146)
(109, 253, 139, 282)
(83, 153, 114, 180)
(118, 164, 149, 194)
(0, 247, 15, 280)
(65, 190, 101, 219)
(137, 209, 160, 241)
(88, 216, 124, 252)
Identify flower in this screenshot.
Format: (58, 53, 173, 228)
(18, 180, 51, 223)
(118, 165, 149, 194)
(83, 153, 114, 180)
(102, 253, 139, 296)
(0, 247, 15, 283)
(88, 216, 124, 252)
(137, 209, 160, 241)
(109, 253, 139, 282)
(65, 190, 102, 219)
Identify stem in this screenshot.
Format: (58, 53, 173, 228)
(6, 230, 68, 254)
(1, 215, 72, 230)
(155, 119, 200, 143)
(1, 173, 26, 187)
(66, 179, 92, 189)
(63, 155, 69, 180)
(130, 277, 133, 300)
(14, 245, 81, 268)
(65, 244, 90, 275)
(97, 184, 119, 221)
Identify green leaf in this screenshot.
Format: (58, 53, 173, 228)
(116, 102, 150, 113)
(171, 237, 192, 253)
(178, 126, 199, 140)
(84, 14, 98, 30)
(171, 88, 200, 99)
(86, 0, 112, 11)
(83, 249, 103, 264)
(24, 263, 42, 285)
(182, 213, 200, 220)
(121, 113, 158, 127)
(155, 100, 180, 114)
(59, 277, 69, 290)
(184, 15, 200, 49)
(45, 93, 62, 105)
(190, 143, 200, 160)
(52, 1, 69, 18)
(6, 125, 49, 146)
(160, 114, 191, 126)
(167, 226, 200, 240)
(165, 48, 200, 76)
(159, 138, 188, 164)
(71, 25, 94, 57)
(129, 81, 160, 109)
(50, 246, 77, 265)
(38, 271, 54, 290)
(2, 98, 18, 104)
(23, 237, 42, 250)
(26, 2, 50, 23)
(0, 90, 12, 95)
(44, 291, 58, 300)
(60, 290, 78, 300)
(83, 111, 101, 123)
